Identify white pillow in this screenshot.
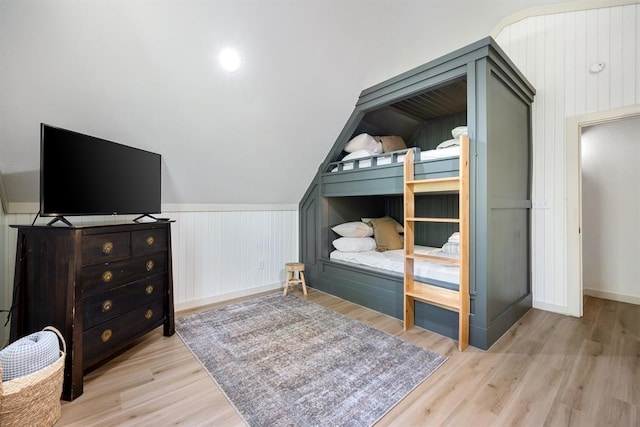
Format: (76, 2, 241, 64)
(344, 133, 381, 153)
(451, 126, 468, 138)
(332, 237, 376, 252)
(342, 149, 375, 161)
(361, 216, 404, 233)
(447, 232, 460, 243)
(331, 221, 374, 237)
(436, 138, 460, 150)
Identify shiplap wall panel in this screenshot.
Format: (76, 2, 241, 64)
(622, 7, 636, 105)
(611, 7, 623, 107)
(637, 5, 640, 102)
(496, 3, 640, 312)
(2, 212, 32, 344)
(164, 209, 298, 308)
(1, 209, 298, 320)
(545, 12, 559, 306)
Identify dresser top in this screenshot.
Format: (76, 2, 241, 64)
(11, 220, 173, 233)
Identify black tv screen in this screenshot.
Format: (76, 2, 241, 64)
(40, 124, 161, 218)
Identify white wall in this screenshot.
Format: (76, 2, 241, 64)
(1, 207, 298, 340)
(0, 0, 590, 208)
(495, 2, 640, 314)
(581, 116, 640, 303)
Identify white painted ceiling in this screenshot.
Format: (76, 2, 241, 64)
(0, 0, 568, 207)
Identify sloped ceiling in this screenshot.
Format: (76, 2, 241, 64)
(0, 0, 567, 208)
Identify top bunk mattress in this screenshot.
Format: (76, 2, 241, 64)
(329, 146, 460, 173)
(329, 245, 459, 288)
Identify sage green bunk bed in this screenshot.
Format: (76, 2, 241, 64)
(299, 37, 535, 350)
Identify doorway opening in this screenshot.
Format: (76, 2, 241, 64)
(566, 105, 640, 317)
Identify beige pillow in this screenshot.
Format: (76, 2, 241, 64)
(369, 218, 403, 252)
(376, 136, 407, 153)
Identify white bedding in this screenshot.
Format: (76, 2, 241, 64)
(330, 245, 459, 286)
(330, 146, 459, 172)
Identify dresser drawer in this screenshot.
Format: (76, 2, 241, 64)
(82, 276, 166, 330)
(132, 229, 167, 256)
(82, 232, 131, 265)
(82, 253, 167, 297)
(83, 299, 165, 369)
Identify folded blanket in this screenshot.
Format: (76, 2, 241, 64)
(442, 242, 459, 254)
(0, 330, 60, 382)
(451, 126, 468, 138)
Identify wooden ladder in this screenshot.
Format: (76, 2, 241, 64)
(403, 135, 470, 351)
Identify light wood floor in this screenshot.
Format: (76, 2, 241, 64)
(58, 289, 639, 426)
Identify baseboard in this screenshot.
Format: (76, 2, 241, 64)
(484, 293, 532, 350)
(175, 282, 283, 313)
(532, 300, 578, 317)
(583, 288, 640, 306)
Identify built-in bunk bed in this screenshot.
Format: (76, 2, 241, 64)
(299, 37, 535, 350)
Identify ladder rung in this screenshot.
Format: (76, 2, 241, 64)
(405, 217, 459, 223)
(406, 177, 460, 193)
(406, 281, 461, 312)
(406, 177, 459, 185)
(406, 253, 459, 265)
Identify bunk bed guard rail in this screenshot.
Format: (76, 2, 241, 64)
(326, 147, 421, 173)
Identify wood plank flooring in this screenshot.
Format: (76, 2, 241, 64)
(58, 290, 639, 426)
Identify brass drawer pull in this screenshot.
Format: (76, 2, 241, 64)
(145, 260, 154, 271)
(102, 300, 113, 312)
(102, 271, 113, 282)
(145, 285, 154, 295)
(102, 241, 114, 255)
(145, 309, 153, 319)
(146, 236, 155, 246)
(101, 329, 112, 342)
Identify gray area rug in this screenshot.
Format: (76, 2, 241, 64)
(176, 294, 446, 427)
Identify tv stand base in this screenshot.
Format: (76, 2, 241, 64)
(47, 216, 73, 227)
(133, 213, 158, 222)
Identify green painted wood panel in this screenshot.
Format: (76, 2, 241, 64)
(385, 194, 459, 248)
(408, 111, 468, 150)
(301, 37, 535, 350)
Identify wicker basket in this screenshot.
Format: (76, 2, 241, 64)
(0, 327, 66, 427)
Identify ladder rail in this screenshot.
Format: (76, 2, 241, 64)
(403, 136, 470, 351)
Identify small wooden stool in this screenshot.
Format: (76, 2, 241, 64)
(284, 262, 307, 296)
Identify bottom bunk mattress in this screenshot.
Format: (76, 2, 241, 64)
(329, 245, 459, 289)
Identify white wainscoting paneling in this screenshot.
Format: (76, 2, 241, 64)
(166, 209, 299, 310)
(1, 213, 34, 346)
(496, 3, 640, 314)
(0, 203, 6, 346)
(1, 208, 299, 330)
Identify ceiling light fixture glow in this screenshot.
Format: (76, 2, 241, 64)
(219, 48, 241, 72)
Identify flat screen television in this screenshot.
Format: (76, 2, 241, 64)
(40, 123, 161, 225)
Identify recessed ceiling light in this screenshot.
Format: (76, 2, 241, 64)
(219, 48, 241, 72)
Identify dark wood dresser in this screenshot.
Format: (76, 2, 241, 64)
(9, 221, 175, 401)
